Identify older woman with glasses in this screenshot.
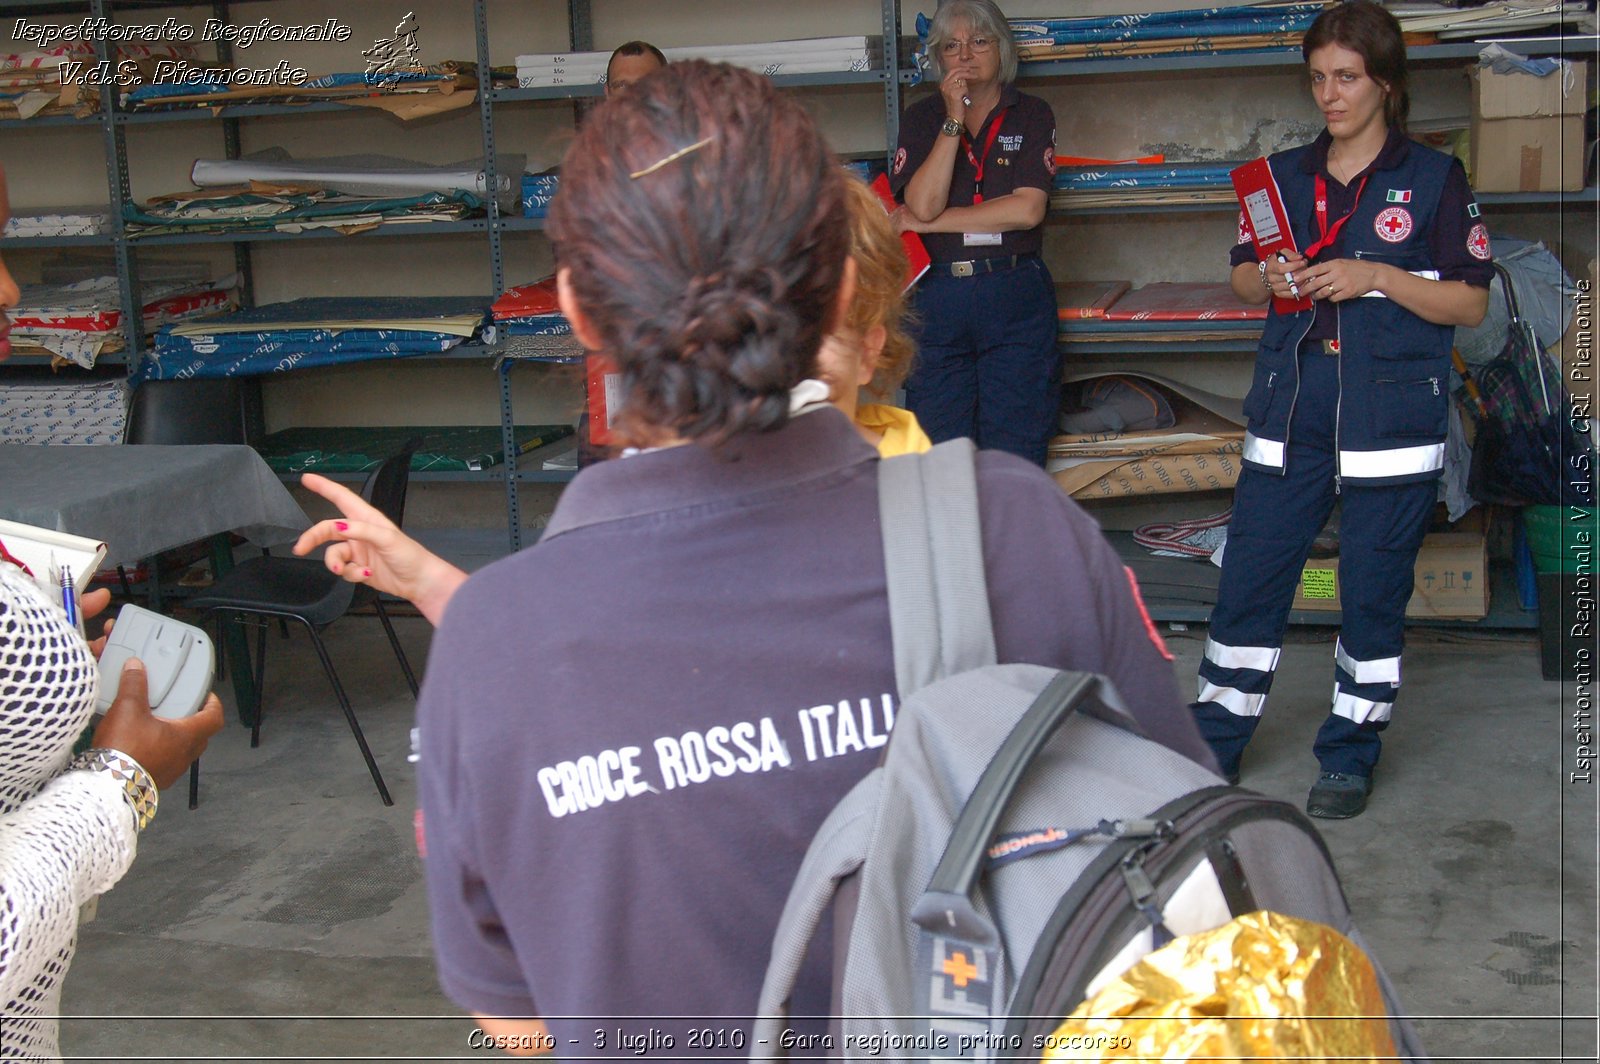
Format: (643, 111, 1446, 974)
(891, 0, 1059, 466)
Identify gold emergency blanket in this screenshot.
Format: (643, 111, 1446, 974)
(1041, 911, 1397, 1062)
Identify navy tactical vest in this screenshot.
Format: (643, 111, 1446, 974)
(1242, 137, 1458, 486)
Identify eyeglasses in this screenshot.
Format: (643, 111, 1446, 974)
(940, 36, 995, 56)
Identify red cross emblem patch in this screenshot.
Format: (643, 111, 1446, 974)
(892, 146, 907, 176)
(1467, 223, 1491, 261)
(1374, 206, 1413, 243)
(1237, 210, 1252, 245)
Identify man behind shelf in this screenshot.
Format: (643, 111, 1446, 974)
(604, 41, 667, 96)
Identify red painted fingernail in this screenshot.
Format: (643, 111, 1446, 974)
(362, 569, 372, 578)
(336, 521, 349, 531)
(332, 562, 343, 573)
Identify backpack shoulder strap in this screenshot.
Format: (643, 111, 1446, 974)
(877, 438, 998, 698)
(751, 773, 881, 1059)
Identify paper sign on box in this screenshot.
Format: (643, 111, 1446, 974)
(1292, 532, 1489, 619)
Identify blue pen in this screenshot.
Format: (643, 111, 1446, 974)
(60, 564, 81, 634)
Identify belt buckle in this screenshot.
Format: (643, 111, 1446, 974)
(951, 260, 975, 278)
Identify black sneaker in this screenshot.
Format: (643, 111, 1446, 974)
(1306, 771, 1372, 819)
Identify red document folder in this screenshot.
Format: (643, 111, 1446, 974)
(1229, 157, 1312, 314)
(869, 173, 931, 290)
(1057, 280, 1132, 320)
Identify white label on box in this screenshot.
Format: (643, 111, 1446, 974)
(602, 372, 624, 432)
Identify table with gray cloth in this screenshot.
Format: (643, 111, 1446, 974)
(0, 444, 308, 565)
(0, 444, 310, 727)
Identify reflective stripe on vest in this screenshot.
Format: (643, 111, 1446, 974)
(1338, 442, 1445, 480)
(1359, 268, 1442, 297)
(1243, 431, 1286, 469)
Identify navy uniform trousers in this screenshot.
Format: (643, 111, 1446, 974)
(1193, 348, 1435, 779)
(906, 256, 1059, 466)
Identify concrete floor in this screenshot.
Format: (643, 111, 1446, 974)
(58, 608, 1598, 1062)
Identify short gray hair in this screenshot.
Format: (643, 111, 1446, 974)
(926, 0, 1018, 86)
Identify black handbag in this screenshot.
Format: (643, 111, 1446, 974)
(1464, 264, 1593, 507)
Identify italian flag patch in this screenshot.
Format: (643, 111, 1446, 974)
(1387, 189, 1412, 203)
(1468, 201, 1481, 217)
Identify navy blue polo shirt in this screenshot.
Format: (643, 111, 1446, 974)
(417, 409, 1212, 1056)
(1231, 127, 1493, 342)
(892, 83, 1057, 262)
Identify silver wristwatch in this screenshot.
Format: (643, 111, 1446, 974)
(70, 747, 158, 832)
(940, 116, 962, 138)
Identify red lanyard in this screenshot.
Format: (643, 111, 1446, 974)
(1303, 171, 1369, 260)
(961, 109, 1009, 204)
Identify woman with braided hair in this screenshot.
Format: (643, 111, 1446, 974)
(305, 62, 1212, 1054)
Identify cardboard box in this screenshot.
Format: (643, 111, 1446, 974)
(1292, 532, 1489, 619)
(1469, 114, 1585, 192)
(1472, 63, 1587, 119)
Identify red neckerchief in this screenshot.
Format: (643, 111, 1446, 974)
(1303, 169, 1370, 260)
(961, 107, 1010, 205)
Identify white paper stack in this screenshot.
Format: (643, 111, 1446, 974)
(515, 36, 876, 88)
(3, 207, 113, 239)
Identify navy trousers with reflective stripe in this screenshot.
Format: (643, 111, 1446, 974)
(1193, 351, 1435, 777)
(906, 256, 1060, 466)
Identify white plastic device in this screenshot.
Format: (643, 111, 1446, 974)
(95, 603, 215, 719)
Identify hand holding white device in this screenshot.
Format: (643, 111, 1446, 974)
(95, 604, 215, 719)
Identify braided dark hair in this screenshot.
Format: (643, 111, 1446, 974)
(547, 61, 850, 447)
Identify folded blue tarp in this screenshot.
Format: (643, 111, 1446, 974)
(1010, 3, 1325, 46)
(1054, 162, 1243, 190)
(134, 296, 489, 381)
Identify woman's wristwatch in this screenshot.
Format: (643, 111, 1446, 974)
(70, 747, 158, 832)
(940, 116, 962, 138)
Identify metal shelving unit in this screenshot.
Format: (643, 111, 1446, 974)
(5, 0, 909, 551)
(1009, 34, 1595, 372)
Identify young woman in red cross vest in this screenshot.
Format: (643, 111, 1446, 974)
(1192, 0, 1493, 819)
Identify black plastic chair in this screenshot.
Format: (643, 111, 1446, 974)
(124, 377, 253, 446)
(121, 377, 255, 602)
(123, 377, 257, 805)
(188, 438, 423, 806)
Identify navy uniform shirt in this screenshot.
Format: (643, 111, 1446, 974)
(417, 409, 1212, 1056)
(1231, 127, 1493, 342)
(892, 83, 1057, 262)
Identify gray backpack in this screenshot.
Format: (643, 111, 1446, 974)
(753, 439, 1424, 1061)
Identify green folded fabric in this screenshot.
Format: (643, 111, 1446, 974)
(256, 424, 574, 473)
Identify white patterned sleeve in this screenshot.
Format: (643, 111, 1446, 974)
(0, 567, 141, 1011)
(0, 769, 138, 1003)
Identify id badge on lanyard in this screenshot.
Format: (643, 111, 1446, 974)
(1304, 171, 1370, 260)
(962, 109, 1009, 248)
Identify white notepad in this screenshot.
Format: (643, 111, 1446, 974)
(0, 518, 108, 600)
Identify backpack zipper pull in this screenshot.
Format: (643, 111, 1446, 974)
(1120, 853, 1175, 948)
